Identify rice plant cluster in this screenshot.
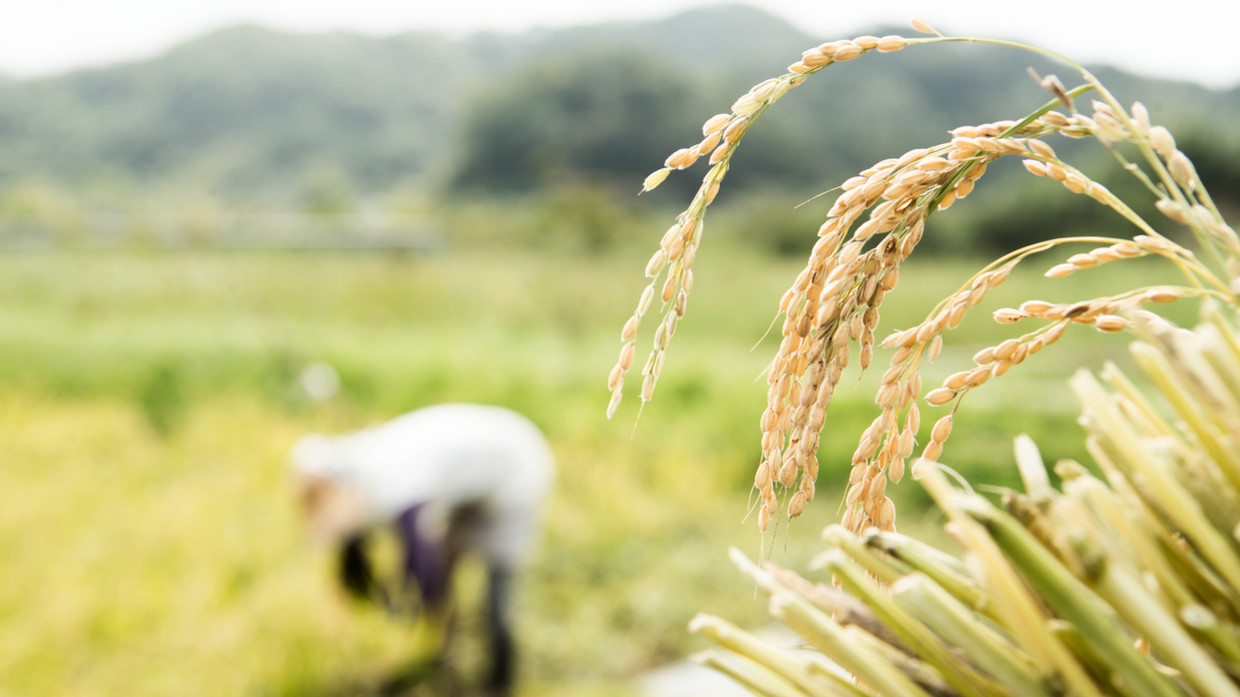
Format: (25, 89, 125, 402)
(608, 21, 1237, 535)
(692, 307, 1240, 697)
(609, 19, 1240, 697)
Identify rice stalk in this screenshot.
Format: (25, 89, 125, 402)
(686, 292, 1240, 697)
(608, 21, 1238, 534)
(609, 19, 1240, 697)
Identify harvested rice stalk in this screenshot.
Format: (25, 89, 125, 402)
(609, 22, 1238, 535)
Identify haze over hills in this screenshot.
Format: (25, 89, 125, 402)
(0, 4, 1234, 207)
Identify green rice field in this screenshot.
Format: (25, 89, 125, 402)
(0, 245, 1194, 696)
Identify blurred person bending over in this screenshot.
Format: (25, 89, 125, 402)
(291, 404, 555, 695)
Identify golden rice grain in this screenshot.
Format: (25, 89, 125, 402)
(702, 113, 731, 136)
(1045, 263, 1077, 278)
(653, 322, 670, 350)
(723, 116, 749, 143)
(891, 461, 912, 489)
(867, 474, 887, 501)
(749, 78, 779, 100)
(730, 93, 763, 117)
(846, 481, 865, 506)
(1028, 138, 1056, 159)
(645, 250, 667, 278)
(640, 374, 657, 402)
(1061, 175, 1088, 195)
(876, 35, 907, 52)
(664, 148, 692, 170)
(754, 461, 772, 491)
(1092, 111, 1127, 141)
(937, 191, 958, 211)
(1019, 300, 1054, 316)
(993, 308, 1026, 324)
(972, 345, 996, 364)
(925, 387, 956, 406)
(800, 52, 829, 69)
(1131, 102, 1151, 134)
(965, 366, 992, 388)
(642, 167, 672, 192)
(1149, 125, 1176, 158)
(1093, 315, 1130, 333)
(840, 505, 860, 531)
(954, 178, 975, 199)
(1039, 110, 1071, 127)
(621, 315, 640, 342)
(1144, 287, 1183, 303)
(606, 389, 623, 419)
(1168, 151, 1198, 191)
(619, 341, 636, 371)
(994, 338, 1020, 361)
(663, 230, 686, 260)
(637, 284, 655, 315)
(896, 428, 915, 459)
(1067, 253, 1098, 268)
(947, 302, 968, 329)
(788, 490, 807, 517)
(609, 359, 629, 389)
(944, 371, 970, 391)
(833, 42, 863, 62)
(698, 129, 722, 154)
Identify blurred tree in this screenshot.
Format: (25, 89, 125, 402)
(449, 50, 706, 193)
(712, 187, 831, 257)
(529, 182, 641, 254)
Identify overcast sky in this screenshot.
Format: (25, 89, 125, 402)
(4, 1, 1238, 88)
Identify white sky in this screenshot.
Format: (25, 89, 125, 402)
(3, 1, 1238, 89)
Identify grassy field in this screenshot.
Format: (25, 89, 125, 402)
(0, 244, 1197, 696)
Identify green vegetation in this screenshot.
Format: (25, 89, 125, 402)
(0, 6, 1236, 254)
(1, 6, 1237, 696)
(0, 243, 1169, 695)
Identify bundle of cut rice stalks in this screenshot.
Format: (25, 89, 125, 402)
(691, 308, 1240, 696)
(609, 19, 1240, 697)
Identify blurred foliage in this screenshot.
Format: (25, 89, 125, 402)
(0, 7, 1237, 691)
(449, 50, 706, 195)
(0, 6, 1234, 241)
(0, 245, 1167, 695)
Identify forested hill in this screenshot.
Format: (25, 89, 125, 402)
(0, 4, 1235, 201)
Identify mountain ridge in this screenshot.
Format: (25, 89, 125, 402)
(0, 4, 1233, 201)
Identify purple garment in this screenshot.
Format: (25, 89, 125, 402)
(395, 504, 454, 608)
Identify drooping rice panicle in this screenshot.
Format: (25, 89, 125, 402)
(613, 25, 1239, 538)
(660, 21, 1240, 697)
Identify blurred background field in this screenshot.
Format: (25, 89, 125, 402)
(0, 3, 1236, 696)
(0, 244, 1198, 697)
